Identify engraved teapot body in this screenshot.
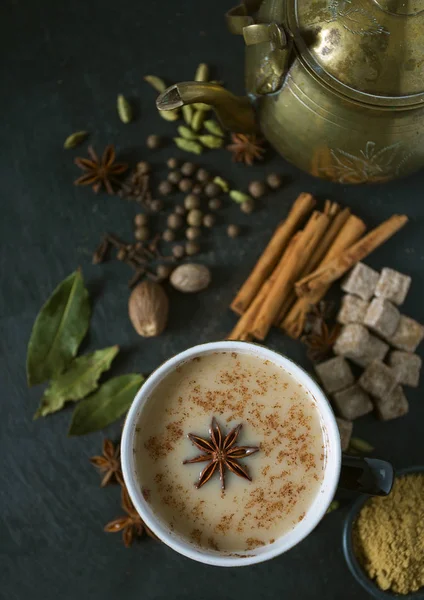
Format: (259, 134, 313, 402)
(157, 0, 424, 184)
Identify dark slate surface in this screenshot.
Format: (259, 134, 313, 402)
(1, 1, 423, 599)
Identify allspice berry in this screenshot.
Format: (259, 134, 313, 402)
(227, 224, 240, 238)
(186, 226, 201, 240)
(174, 205, 186, 216)
(192, 183, 203, 195)
(146, 134, 162, 149)
(158, 181, 173, 196)
(167, 213, 184, 230)
(128, 280, 169, 337)
(184, 194, 200, 210)
(156, 264, 173, 280)
(240, 198, 255, 214)
(117, 248, 127, 261)
(167, 157, 178, 169)
(208, 198, 221, 211)
(136, 161, 151, 174)
(185, 241, 200, 256)
(134, 226, 150, 241)
(162, 229, 175, 242)
(167, 170, 182, 185)
(181, 162, 196, 177)
(203, 214, 215, 228)
(248, 180, 267, 199)
(134, 213, 148, 227)
(172, 244, 185, 259)
(187, 209, 203, 227)
(196, 168, 210, 183)
(150, 199, 164, 213)
(179, 178, 193, 193)
(266, 173, 283, 189)
(204, 182, 221, 198)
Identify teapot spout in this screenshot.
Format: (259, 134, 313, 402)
(156, 82, 257, 134)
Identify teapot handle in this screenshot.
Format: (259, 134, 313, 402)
(339, 455, 394, 496)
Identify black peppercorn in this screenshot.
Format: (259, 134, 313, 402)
(184, 194, 200, 210)
(203, 214, 215, 228)
(185, 241, 200, 256)
(227, 224, 240, 238)
(134, 213, 148, 227)
(167, 170, 182, 185)
(174, 205, 186, 216)
(150, 199, 164, 213)
(179, 178, 193, 193)
(156, 264, 173, 280)
(162, 229, 175, 242)
(172, 244, 185, 259)
(146, 134, 162, 149)
(196, 168, 210, 183)
(167, 157, 178, 169)
(240, 198, 255, 214)
(208, 198, 222, 211)
(187, 209, 203, 227)
(158, 181, 173, 196)
(167, 213, 184, 230)
(181, 162, 196, 177)
(134, 226, 150, 241)
(192, 183, 203, 195)
(136, 161, 151, 175)
(248, 180, 267, 199)
(266, 173, 283, 189)
(204, 182, 220, 198)
(186, 226, 201, 240)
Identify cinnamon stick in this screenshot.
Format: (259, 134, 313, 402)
(228, 234, 300, 340)
(295, 214, 408, 297)
(251, 211, 330, 340)
(281, 214, 366, 338)
(230, 192, 316, 315)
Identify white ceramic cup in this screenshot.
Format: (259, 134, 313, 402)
(121, 341, 341, 567)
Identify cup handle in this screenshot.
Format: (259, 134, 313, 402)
(339, 455, 394, 496)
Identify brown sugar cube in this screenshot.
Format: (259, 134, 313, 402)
(333, 324, 369, 362)
(374, 268, 411, 306)
(387, 350, 422, 387)
(335, 417, 353, 451)
(333, 384, 373, 420)
(352, 334, 389, 368)
(374, 385, 409, 421)
(341, 262, 379, 301)
(315, 357, 355, 394)
(358, 360, 397, 399)
(364, 298, 400, 339)
(388, 315, 424, 352)
(337, 294, 369, 325)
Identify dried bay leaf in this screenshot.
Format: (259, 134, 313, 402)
(26, 270, 90, 387)
(68, 374, 144, 436)
(34, 345, 119, 419)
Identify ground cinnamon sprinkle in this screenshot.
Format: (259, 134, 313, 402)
(353, 474, 424, 595)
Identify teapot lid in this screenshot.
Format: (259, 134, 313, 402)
(286, 0, 424, 106)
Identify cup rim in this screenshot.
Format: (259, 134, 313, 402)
(121, 340, 341, 567)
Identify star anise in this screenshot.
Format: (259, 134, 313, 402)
(302, 321, 341, 362)
(183, 417, 259, 491)
(74, 144, 128, 194)
(304, 301, 335, 335)
(104, 486, 157, 547)
(90, 438, 123, 487)
(226, 133, 266, 166)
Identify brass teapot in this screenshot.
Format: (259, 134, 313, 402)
(157, 0, 424, 184)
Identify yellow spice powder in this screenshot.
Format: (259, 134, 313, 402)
(353, 473, 424, 595)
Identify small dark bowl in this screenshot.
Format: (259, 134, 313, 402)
(343, 466, 424, 600)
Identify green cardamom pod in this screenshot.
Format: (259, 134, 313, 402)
(144, 75, 167, 93)
(194, 63, 209, 82)
(182, 105, 194, 126)
(159, 109, 180, 122)
(198, 135, 223, 149)
(117, 94, 133, 124)
(177, 125, 198, 140)
(64, 131, 88, 149)
(230, 190, 252, 203)
(174, 137, 203, 155)
(192, 103, 212, 112)
(349, 437, 374, 453)
(204, 120, 224, 137)
(213, 176, 229, 193)
(326, 500, 340, 514)
(191, 110, 205, 132)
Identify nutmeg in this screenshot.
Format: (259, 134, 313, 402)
(170, 263, 211, 293)
(128, 280, 169, 337)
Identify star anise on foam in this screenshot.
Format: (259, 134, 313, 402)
(302, 321, 341, 363)
(104, 486, 157, 547)
(74, 144, 128, 194)
(226, 133, 266, 166)
(184, 417, 259, 491)
(90, 438, 123, 487)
